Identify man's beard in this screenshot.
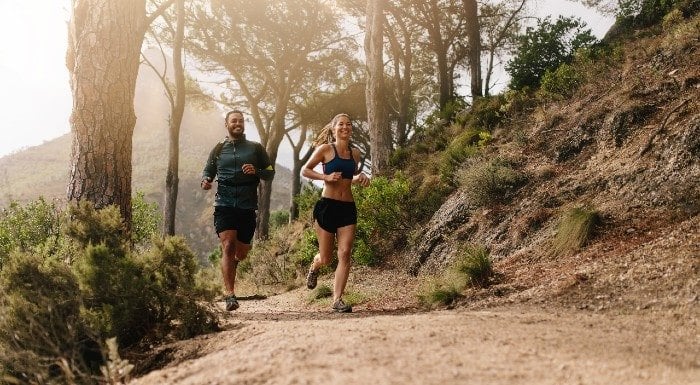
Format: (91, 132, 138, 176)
(229, 126, 244, 139)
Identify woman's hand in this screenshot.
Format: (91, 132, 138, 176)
(353, 172, 370, 187)
(324, 172, 342, 183)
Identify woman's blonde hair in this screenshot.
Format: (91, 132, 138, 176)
(312, 113, 350, 147)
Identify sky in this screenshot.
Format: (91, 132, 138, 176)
(0, 0, 614, 159)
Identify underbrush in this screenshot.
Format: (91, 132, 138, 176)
(0, 199, 218, 384)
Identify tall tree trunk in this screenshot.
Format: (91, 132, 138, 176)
(163, 0, 186, 236)
(436, 46, 451, 110)
(66, 0, 147, 230)
(365, 0, 390, 176)
(289, 127, 312, 221)
(464, 0, 482, 98)
(257, 180, 272, 240)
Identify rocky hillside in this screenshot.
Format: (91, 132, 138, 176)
(0, 58, 293, 260)
(408, 14, 699, 314)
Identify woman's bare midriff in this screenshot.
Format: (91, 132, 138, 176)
(321, 179, 354, 202)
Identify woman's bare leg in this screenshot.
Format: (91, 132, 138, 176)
(333, 224, 355, 301)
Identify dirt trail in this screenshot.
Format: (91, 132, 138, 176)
(131, 284, 698, 385)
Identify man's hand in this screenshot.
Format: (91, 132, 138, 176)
(242, 163, 256, 175)
(201, 177, 212, 190)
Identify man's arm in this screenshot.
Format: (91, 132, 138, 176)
(256, 144, 275, 181)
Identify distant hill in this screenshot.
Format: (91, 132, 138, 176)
(0, 57, 293, 260)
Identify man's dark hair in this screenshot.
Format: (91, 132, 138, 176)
(225, 110, 245, 121)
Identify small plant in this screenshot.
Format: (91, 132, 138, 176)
(308, 284, 333, 301)
(551, 206, 601, 256)
(458, 158, 528, 207)
(454, 245, 493, 288)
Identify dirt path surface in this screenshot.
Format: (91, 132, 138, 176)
(131, 281, 698, 385)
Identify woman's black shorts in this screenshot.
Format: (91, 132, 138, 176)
(313, 197, 357, 233)
(214, 206, 256, 244)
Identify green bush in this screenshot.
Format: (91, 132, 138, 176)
(540, 62, 585, 98)
(245, 225, 300, 289)
(270, 209, 290, 230)
(464, 95, 508, 131)
(0, 200, 220, 382)
(294, 184, 322, 221)
(0, 198, 63, 269)
(141, 236, 218, 340)
(458, 158, 528, 207)
(291, 227, 319, 267)
(75, 243, 154, 348)
(0, 253, 99, 384)
(131, 191, 161, 246)
(351, 232, 375, 266)
(353, 175, 412, 265)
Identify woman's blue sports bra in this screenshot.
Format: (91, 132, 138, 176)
(323, 144, 356, 179)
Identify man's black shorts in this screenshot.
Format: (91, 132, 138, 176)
(313, 197, 357, 234)
(214, 206, 256, 244)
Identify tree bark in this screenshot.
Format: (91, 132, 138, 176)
(66, 0, 148, 230)
(163, 0, 186, 236)
(365, 0, 391, 176)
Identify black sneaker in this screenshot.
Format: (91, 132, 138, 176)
(306, 268, 319, 289)
(332, 299, 352, 313)
(225, 294, 239, 311)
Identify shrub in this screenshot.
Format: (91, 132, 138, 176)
(540, 62, 585, 98)
(270, 209, 290, 230)
(458, 158, 528, 207)
(291, 227, 319, 267)
(464, 95, 508, 131)
(0, 198, 63, 269)
(0, 253, 100, 383)
(75, 243, 154, 348)
(617, 0, 680, 28)
(294, 183, 322, 221)
(141, 236, 219, 340)
(131, 191, 161, 246)
(353, 175, 412, 265)
(550, 206, 601, 256)
(244, 224, 301, 290)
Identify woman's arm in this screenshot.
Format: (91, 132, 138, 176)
(351, 148, 370, 187)
(302, 144, 335, 182)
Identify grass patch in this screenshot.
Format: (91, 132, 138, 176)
(551, 206, 601, 256)
(453, 245, 493, 288)
(417, 274, 462, 308)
